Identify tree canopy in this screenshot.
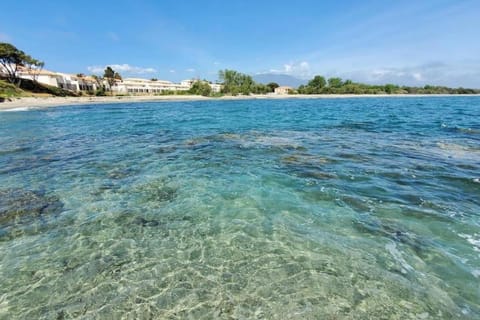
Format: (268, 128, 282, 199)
(103, 66, 122, 89)
(266, 82, 279, 92)
(189, 80, 212, 96)
(0, 42, 44, 85)
(297, 74, 478, 95)
(218, 69, 270, 95)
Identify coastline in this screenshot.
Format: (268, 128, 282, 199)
(1, 93, 479, 112)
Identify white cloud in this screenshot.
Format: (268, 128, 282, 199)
(213, 61, 220, 66)
(266, 61, 311, 78)
(169, 69, 176, 73)
(87, 64, 157, 75)
(339, 61, 480, 87)
(186, 68, 195, 72)
(412, 72, 422, 81)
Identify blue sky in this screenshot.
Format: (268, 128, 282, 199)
(1, 0, 479, 87)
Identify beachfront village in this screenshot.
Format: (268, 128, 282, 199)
(1, 64, 224, 95)
(2, 42, 479, 99)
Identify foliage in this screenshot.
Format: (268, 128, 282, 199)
(103, 66, 114, 79)
(155, 90, 190, 96)
(103, 66, 121, 89)
(95, 87, 106, 96)
(218, 69, 272, 95)
(0, 79, 26, 98)
(189, 81, 212, 96)
(219, 69, 254, 95)
(151, 78, 158, 81)
(266, 82, 279, 92)
(0, 42, 44, 85)
(0, 78, 78, 97)
(297, 74, 480, 95)
(328, 77, 343, 88)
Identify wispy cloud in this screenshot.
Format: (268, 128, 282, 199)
(186, 68, 195, 72)
(263, 61, 311, 78)
(338, 61, 480, 87)
(169, 69, 176, 73)
(87, 64, 157, 75)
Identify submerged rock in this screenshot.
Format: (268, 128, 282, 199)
(0, 188, 64, 224)
(281, 154, 337, 180)
(281, 154, 332, 166)
(135, 179, 177, 203)
(353, 215, 429, 254)
(133, 216, 160, 227)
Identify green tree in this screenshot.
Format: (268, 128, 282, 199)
(307, 75, 326, 93)
(328, 77, 343, 88)
(104, 66, 114, 79)
(0, 42, 43, 85)
(266, 82, 279, 92)
(103, 66, 121, 90)
(218, 69, 256, 95)
(384, 84, 398, 94)
(189, 81, 212, 96)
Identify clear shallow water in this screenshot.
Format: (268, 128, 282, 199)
(0, 97, 479, 319)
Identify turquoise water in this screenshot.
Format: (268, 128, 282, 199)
(0, 97, 479, 319)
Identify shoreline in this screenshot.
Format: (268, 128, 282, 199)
(1, 93, 479, 112)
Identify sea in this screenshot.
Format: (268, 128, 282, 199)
(0, 97, 479, 319)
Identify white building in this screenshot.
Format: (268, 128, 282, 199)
(56, 73, 98, 92)
(111, 78, 190, 94)
(274, 86, 293, 95)
(181, 79, 223, 93)
(1, 64, 223, 95)
(1, 65, 98, 92)
(210, 83, 223, 93)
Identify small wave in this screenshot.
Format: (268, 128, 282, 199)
(1, 107, 32, 112)
(458, 233, 480, 253)
(442, 125, 480, 135)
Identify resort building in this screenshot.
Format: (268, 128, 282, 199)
(209, 83, 223, 93)
(111, 78, 191, 94)
(274, 86, 293, 95)
(0, 65, 99, 92)
(179, 79, 223, 93)
(1, 64, 222, 95)
(56, 74, 98, 92)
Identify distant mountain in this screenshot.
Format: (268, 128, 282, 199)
(253, 73, 307, 88)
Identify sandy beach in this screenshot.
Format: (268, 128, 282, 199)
(1, 94, 479, 112)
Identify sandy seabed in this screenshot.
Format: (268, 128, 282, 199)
(1, 93, 479, 111)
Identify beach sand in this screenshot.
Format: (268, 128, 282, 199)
(1, 94, 479, 111)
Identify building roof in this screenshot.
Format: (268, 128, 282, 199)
(124, 78, 173, 84)
(16, 66, 59, 76)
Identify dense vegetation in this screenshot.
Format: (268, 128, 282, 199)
(0, 42, 44, 85)
(189, 81, 212, 96)
(0, 79, 24, 99)
(218, 70, 273, 95)
(216, 70, 479, 95)
(297, 75, 479, 94)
